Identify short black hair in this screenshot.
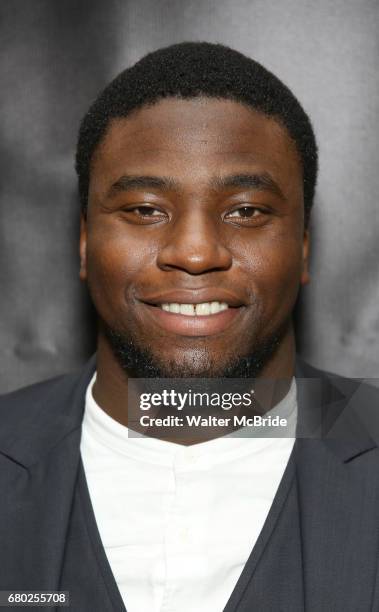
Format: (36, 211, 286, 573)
(76, 42, 318, 225)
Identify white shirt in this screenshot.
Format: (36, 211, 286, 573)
(80, 374, 297, 612)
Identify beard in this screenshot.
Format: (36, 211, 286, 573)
(102, 319, 287, 379)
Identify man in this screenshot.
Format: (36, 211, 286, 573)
(1, 42, 379, 612)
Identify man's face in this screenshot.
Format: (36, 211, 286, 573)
(80, 97, 309, 377)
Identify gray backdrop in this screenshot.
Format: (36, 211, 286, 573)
(1, 0, 378, 393)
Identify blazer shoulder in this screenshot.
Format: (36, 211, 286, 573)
(0, 370, 81, 412)
(0, 354, 97, 412)
(296, 355, 379, 399)
(296, 355, 349, 381)
(0, 356, 97, 467)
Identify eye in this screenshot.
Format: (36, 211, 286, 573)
(224, 205, 268, 225)
(133, 205, 164, 216)
(121, 205, 169, 224)
(227, 206, 258, 218)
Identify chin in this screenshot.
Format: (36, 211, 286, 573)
(103, 323, 284, 379)
(149, 354, 231, 378)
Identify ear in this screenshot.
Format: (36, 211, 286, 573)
(79, 214, 88, 281)
(301, 229, 310, 285)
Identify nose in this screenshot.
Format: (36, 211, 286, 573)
(157, 210, 232, 275)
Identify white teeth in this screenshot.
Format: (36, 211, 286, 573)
(196, 302, 211, 316)
(180, 304, 195, 316)
(211, 301, 223, 314)
(160, 301, 229, 316)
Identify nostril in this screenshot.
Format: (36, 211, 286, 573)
(157, 233, 233, 274)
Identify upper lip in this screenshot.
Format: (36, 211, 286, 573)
(139, 288, 246, 307)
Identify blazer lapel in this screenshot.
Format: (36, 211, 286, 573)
(0, 355, 96, 590)
(295, 359, 379, 611)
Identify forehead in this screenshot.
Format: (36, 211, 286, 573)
(90, 97, 302, 189)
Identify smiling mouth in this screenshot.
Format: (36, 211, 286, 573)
(158, 301, 229, 316)
(140, 299, 244, 337)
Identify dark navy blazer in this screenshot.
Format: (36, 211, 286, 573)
(1, 355, 379, 611)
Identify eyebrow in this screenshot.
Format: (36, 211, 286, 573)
(210, 173, 286, 199)
(109, 175, 177, 195)
(108, 172, 285, 200)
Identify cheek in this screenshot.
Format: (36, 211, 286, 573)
(237, 230, 304, 304)
(85, 224, 156, 312)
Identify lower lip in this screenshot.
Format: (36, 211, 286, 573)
(141, 304, 244, 336)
